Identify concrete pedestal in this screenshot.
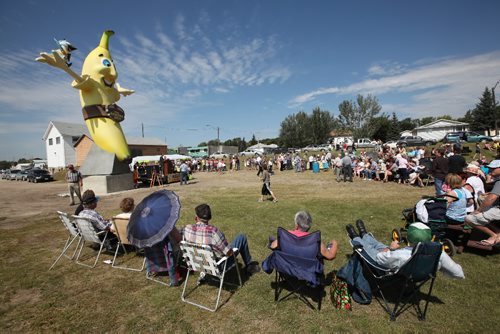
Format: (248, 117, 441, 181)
(79, 144, 132, 195)
(83, 174, 133, 195)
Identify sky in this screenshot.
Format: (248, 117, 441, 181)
(0, 0, 499, 160)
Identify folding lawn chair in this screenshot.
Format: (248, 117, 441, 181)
(351, 239, 442, 321)
(49, 211, 82, 270)
(262, 227, 324, 310)
(73, 215, 109, 268)
(179, 240, 242, 312)
(111, 217, 145, 271)
(144, 237, 178, 286)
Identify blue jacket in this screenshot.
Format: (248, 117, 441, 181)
(337, 254, 372, 304)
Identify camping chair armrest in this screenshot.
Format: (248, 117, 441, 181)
(215, 248, 239, 266)
(96, 230, 107, 236)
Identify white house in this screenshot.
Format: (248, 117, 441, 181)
(42, 121, 89, 169)
(411, 119, 469, 141)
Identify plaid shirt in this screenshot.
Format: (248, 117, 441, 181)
(66, 170, 81, 183)
(79, 209, 111, 231)
(182, 222, 231, 258)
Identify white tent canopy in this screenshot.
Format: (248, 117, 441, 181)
(248, 143, 278, 149)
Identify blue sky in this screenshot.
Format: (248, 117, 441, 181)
(1, 0, 499, 160)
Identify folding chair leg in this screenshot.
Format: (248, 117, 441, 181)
(112, 243, 145, 272)
(75, 233, 108, 268)
(49, 234, 81, 270)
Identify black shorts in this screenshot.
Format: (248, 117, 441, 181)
(261, 183, 271, 195)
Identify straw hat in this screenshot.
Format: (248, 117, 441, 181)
(466, 164, 480, 174)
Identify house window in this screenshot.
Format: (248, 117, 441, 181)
(49, 138, 53, 145)
(56, 137, 61, 144)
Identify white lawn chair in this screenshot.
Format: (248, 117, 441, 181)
(111, 217, 145, 271)
(49, 211, 82, 270)
(179, 241, 242, 312)
(73, 215, 109, 268)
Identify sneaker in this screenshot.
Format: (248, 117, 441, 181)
(246, 262, 261, 275)
(356, 219, 367, 237)
(346, 224, 359, 240)
(273, 199, 278, 203)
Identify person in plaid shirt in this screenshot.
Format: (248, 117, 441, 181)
(182, 204, 261, 275)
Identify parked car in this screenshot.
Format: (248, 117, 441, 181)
(27, 169, 53, 183)
(354, 138, 378, 149)
(301, 144, 319, 153)
(8, 169, 21, 180)
(209, 151, 228, 159)
(442, 133, 462, 143)
(15, 169, 30, 181)
(396, 136, 437, 147)
(465, 132, 492, 143)
(1, 170, 9, 179)
(383, 141, 398, 149)
(492, 134, 500, 142)
(238, 149, 261, 157)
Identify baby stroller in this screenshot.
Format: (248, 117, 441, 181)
(393, 195, 458, 256)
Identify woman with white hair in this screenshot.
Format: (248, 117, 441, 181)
(270, 211, 338, 260)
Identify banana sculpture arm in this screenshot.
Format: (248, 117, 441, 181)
(36, 51, 83, 83)
(115, 82, 135, 96)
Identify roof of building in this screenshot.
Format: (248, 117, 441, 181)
(42, 121, 89, 140)
(414, 119, 469, 130)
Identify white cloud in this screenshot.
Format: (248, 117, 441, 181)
(289, 50, 500, 118)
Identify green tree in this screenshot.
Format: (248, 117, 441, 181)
(197, 141, 208, 147)
(471, 87, 496, 134)
(387, 112, 401, 140)
(338, 94, 381, 138)
(279, 108, 337, 147)
(248, 134, 258, 146)
(419, 117, 435, 126)
(398, 117, 416, 131)
(368, 114, 392, 142)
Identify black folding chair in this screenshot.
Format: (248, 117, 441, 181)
(352, 240, 442, 321)
(262, 227, 324, 310)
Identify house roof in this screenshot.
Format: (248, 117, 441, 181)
(42, 121, 89, 140)
(414, 119, 468, 130)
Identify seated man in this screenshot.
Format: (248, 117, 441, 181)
(270, 211, 338, 260)
(465, 159, 500, 246)
(346, 220, 464, 279)
(78, 190, 112, 233)
(181, 204, 260, 274)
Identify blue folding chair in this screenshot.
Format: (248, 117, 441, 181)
(262, 227, 324, 310)
(352, 239, 442, 321)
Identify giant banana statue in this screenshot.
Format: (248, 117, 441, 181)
(36, 30, 134, 160)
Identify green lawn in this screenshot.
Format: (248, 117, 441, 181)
(0, 169, 499, 333)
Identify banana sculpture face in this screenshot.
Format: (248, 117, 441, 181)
(36, 30, 134, 160)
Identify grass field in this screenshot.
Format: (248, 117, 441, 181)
(1, 160, 499, 333)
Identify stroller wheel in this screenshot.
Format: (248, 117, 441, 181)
(392, 229, 402, 242)
(442, 238, 456, 257)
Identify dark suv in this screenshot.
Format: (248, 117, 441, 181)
(27, 169, 53, 183)
(396, 136, 436, 147)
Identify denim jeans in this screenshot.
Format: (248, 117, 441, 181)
(228, 234, 253, 266)
(434, 178, 445, 195)
(352, 234, 388, 261)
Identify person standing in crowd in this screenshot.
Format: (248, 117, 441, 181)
(66, 164, 83, 206)
(448, 145, 467, 173)
(431, 148, 448, 195)
(179, 160, 190, 185)
(342, 152, 353, 182)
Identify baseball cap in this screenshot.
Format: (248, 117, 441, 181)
(487, 160, 500, 169)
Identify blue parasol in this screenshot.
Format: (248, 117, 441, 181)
(127, 190, 181, 248)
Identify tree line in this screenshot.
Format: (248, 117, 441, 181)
(199, 86, 499, 150)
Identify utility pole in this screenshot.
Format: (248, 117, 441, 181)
(493, 80, 499, 135)
(141, 123, 144, 138)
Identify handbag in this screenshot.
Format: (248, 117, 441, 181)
(330, 274, 352, 310)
